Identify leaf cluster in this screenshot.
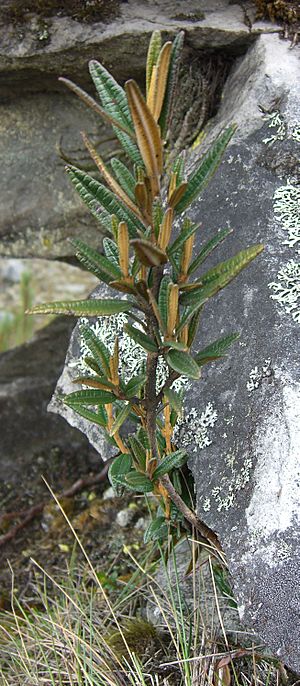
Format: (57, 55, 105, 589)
(28, 31, 263, 543)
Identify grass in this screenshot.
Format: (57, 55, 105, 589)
(0, 492, 290, 686)
(0, 271, 37, 353)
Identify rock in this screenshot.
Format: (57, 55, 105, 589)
(116, 507, 134, 527)
(0, 258, 26, 282)
(0, 316, 101, 485)
(49, 32, 300, 671)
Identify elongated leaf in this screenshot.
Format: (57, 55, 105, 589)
(128, 436, 147, 470)
(125, 80, 163, 197)
(146, 30, 162, 95)
(125, 471, 153, 493)
(124, 323, 158, 353)
(187, 308, 202, 347)
(109, 403, 131, 436)
(110, 158, 136, 201)
(188, 228, 232, 276)
(80, 326, 111, 376)
(165, 349, 200, 379)
(164, 387, 183, 414)
(175, 125, 237, 213)
(168, 220, 199, 257)
(152, 449, 188, 479)
(82, 133, 143, 222)
(59, 77, 136, 138)
(144, 516, 168, 544)
(131, 239, 167, 267)
(159, 31, 184, 139)
(72, 375, 114, 391)
(195, 332, 240, 365)
(164, 340, 187, 351)
(124, 373, 147, 398)
(103, 238, 120, 267)
(83, 356, 102, 375)
(67, 166, 145, 237)
(109, 453, 132, 491)
(72, 239, 122, 282)
(63, 403, 107, 427)
(137, 427, 151, 451)
(28, 298, 133, 317)
(151, 42, 172, 122)
(181, 245, 264, 308)
(64, 389, 115, 406)
(89, 59, 133, 129)
(158, 275, 171, 329)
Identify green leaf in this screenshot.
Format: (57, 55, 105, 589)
(167, 219, 199, 257)
(172, 152, 185, 184)
(62, 403, 107, 427)
(195, 332, 240, 366)
(164, 387, 183, 414)
(159, 31, 184, 139)
(124, 323, 158, 353)
(83, 356, 103, 375)
(128, 435, 146, 471)
(63, 389, 115, 406)
(124, 373, 147, 398)
(109, 403, 131, 436)
(110, 158, 136, 201)
(89, 60, 143, 166)
(188, 228, 232, 276)
(158, 275, 171, 329)
(72, 239, 122, 282)
(163, 340, 187, 351)
(144, 516, 168, 544)
(137, 427, 150, 451)
(28, 298, 133, 317)
(165, 349, 200, 379)
(66, 166, 144, 237)
(180, 245, 264, 308)
(103, 238, 120, 267)
(146, 30, 162, 94)
(125, 471, 153, 493)
(187, 308, 202, 347)
(175, 126, 237, 214)
(109, 453, 132, 491)
(80, 326, 111, 376)
(152, 449, 188, 479)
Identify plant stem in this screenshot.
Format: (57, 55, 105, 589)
(160, 473, 222, 552)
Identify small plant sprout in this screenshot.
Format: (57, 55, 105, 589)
(28, 31, 263, 549)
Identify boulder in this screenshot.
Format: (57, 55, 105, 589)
(49, 32, 300, 671)
(0, 0, 279, 259)
(0, 317, 101, 486)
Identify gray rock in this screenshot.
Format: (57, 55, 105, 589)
(49, 32, 300, 670)
(0, 1, 277, 99)
(0, 317, 101, 485)
(0, 92, 111, 259)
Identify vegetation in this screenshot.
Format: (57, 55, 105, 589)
(28, 30, 263, 548)
(0, 272, 36, 353)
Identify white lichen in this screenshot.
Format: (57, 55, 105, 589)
(173, 402, 218, 453)
(209, 454, 253, 512)
(262, 110, 300, 146)
(273, 181, 300, 250)
(246, 359, 272, 392)
(269, 260, 300, 323)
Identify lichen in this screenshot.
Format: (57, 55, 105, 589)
(246, 358, 273, 392)
(269, 260, 300, 323)
(209, 455, 253, 512)
(262, 111, 300, 146)
(273, 181, 300, 248)
(173, 402, 218, 453)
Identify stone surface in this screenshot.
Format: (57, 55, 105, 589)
(0, 0, 279, 259)
(0, 316, 101, 485)
(49, 33, 300, 671)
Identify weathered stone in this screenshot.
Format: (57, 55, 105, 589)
(0, 317, 101, 485)
(0, 1, 276, 99)
(49, 33, 300, 671)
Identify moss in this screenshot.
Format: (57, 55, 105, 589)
(1, 0, 121, 25)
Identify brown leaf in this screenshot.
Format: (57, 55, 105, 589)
(131, 239, 167, 267)
(125, 80, 163, 197)
(169, 182, 188, 209)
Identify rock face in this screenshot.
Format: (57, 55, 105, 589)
(0, 0, 279, 258)
(0, 317, 100, 485)
(49, 32, 300, 671)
